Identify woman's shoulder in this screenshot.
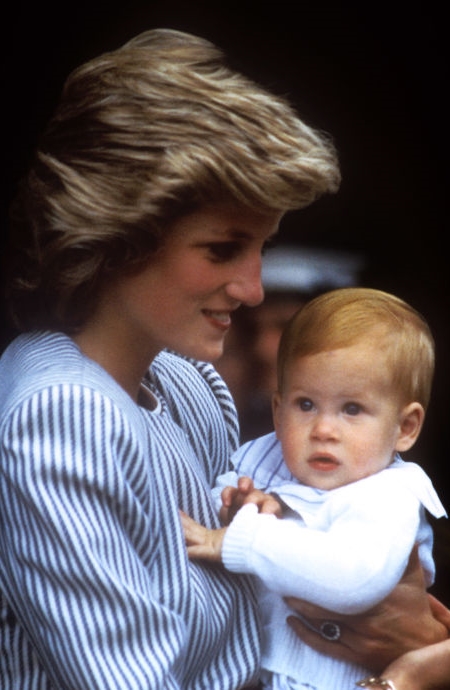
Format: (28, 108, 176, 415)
(150, 350, 240, 456)
(152, 349, 238, 419)
(0, 331, 78, 401)
(152, 349, 225, 385)
(1, 330, 78, 371)
(0, 331, 138, 422)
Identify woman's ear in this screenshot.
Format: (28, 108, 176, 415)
(395, 402, 425, 452)
(272, 391, 282, 439)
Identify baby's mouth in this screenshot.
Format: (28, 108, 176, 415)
(308, 455, 339, 471)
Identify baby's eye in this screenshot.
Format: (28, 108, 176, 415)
(298, 398, 314, 412)
(344, 402, 362, 416)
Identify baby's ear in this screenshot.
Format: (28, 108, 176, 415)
(395, 402, 425, 452)
(271, 391, 282, 439)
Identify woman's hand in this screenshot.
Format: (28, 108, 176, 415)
(372, 637, 450, 690)
(284, 547, 450, 674)
(369, 598, 450, 690)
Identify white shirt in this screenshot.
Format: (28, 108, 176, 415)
(216, 432, 447, 689)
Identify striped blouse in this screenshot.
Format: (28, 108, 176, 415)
(0, 331, 261, 689)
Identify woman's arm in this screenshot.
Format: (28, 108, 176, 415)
(285, 547, 450, 674)
(374, 637, 450, 689)
(0, 385, 182, 689)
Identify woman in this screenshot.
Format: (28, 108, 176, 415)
(0, 28, 448, 689)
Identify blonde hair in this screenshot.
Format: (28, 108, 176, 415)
(277, 287, 435, 409)
(7, 28, 340, 332)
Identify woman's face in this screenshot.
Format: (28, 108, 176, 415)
(102, 206, 282, 364)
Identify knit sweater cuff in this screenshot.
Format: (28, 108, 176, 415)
(222, 503, 276, 574)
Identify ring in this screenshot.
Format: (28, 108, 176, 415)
(356, 677, 397, 689)
(319, 620, 341, 641)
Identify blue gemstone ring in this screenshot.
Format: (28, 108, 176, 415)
(319, 621, 341, 641)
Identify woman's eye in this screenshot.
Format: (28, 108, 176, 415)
(207, 242, 241, 262)
(298, 398, 313, 412)
(344, 402, 361, 416)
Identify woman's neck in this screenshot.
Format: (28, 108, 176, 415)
(73, 320, 158, 402)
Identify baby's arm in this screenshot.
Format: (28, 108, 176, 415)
(180, 477, 283, 560)
(220, 483, 424, 614)
(286, 549, 450, 674)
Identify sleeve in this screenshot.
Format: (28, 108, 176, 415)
(150, 352, 240, 484)
(188, 357, 240, 454)
(0, 384, 184, 689)
(221, 479, 423, 614)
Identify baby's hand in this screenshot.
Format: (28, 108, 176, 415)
(179, 511, 226, 562)
(219, 476, 283, 524)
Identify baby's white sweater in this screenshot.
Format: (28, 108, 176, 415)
(218, 432, 447, 689)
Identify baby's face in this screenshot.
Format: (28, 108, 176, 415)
(272, 341, 408, 490)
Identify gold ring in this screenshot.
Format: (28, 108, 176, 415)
(356, 677, 397, 689)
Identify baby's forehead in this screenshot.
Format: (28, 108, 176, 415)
(284, 342, 397, 391)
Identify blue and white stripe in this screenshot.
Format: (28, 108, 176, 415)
(0, 331, 261, 689)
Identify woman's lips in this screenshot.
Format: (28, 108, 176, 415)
(203, 309, 232, 330)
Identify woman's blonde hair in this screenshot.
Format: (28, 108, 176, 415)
(6, 28, 340, 332)
(277, 287, 435, 409)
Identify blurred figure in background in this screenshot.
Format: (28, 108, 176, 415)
(216, 245, 364, 441)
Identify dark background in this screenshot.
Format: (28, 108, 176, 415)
(2, 2, 449, 601)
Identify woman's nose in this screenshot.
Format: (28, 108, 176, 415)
(226, 259, 264, 306)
